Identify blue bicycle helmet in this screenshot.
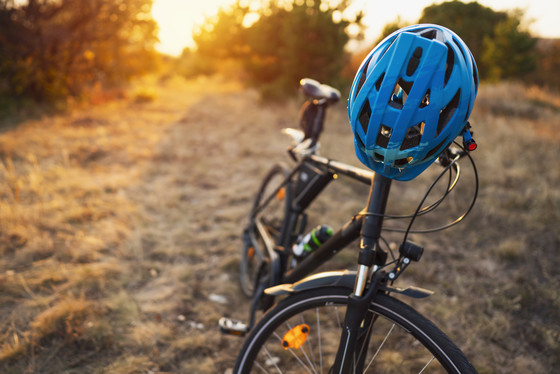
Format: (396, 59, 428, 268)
(348, 24, 478, 181)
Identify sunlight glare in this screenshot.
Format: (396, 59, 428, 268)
(242, 12, 260, 28)
(152, 0, 235, 56)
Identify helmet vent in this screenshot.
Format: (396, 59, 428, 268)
(453, 37, 468, 62)
(407, 47, 423, 76)
(356, 57, 372, 95)
(472, 56, 479, 91)
(355, 133, 366, 150)
(358, 101, 371, 134)
(375, 72, 385, 91)
(420, 29, 437, 40)
(395, 157, 413, 167)
(420, 89, 430, 108)
(400, 122, 424, 150)
(419, 28, 445, 42)
(437, 89, 460, 136)
(374, 152, 385, 161)
(376, 125, 392, 148)
(444, 43, 455, 84)
(423, 139, 447, 161)
(389, 79, 411, 109)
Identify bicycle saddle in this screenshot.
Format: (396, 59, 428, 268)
(299, 78, 341, 104)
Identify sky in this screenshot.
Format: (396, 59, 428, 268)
(152, 0, 560, 56)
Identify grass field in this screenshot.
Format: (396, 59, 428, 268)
(0, 75, 558, 373)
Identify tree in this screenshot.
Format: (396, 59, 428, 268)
(418, 0, 507, 79)
(418, 1, 536, 80)
(190, 0, 360, 99)
(481, 11, 536, 81)
(0, 0, 159, 103)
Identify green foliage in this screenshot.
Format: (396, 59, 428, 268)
(482, 12, 537, 81)
(0, 0, 159, 104)
(418, 1, 536, 81)
(188, 0, 359, 99)
(419, 1, 508, 79)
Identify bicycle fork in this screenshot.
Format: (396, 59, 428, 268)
(332, 174, 392, 373)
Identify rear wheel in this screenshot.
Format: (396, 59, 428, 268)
(234, 287, 478, 373)
(240, 164, 292, 297)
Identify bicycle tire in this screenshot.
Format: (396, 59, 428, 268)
(234, 287, 477, 373)
(240, 164, 292, 297)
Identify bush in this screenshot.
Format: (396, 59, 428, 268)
(0, 0, 159, 104)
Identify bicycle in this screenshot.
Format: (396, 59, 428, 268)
(219, 76, 479, 373)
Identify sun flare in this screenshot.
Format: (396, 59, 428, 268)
(152, 0, 235, 56)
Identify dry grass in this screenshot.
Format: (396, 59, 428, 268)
(0, 76, 558, 373)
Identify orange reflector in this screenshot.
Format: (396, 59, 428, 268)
(276, 187, 285, 201)
(248, 247, 255, 258)
(281, 324, 310, 350)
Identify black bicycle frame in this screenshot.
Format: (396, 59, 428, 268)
(264, 154, 374, 284)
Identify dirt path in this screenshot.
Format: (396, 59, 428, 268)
(122, 79, 279, 372)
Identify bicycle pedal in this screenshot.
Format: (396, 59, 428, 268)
(219, 317, 248, 337)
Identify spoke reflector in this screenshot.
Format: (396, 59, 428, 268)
(281, 324, 310, 350)
(276, 187, 286, 201)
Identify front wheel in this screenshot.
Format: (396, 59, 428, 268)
(234, 287, 477, 373)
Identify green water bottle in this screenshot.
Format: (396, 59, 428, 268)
(292, 225, 333, 259)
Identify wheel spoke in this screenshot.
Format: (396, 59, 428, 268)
(316, 307, 323, 374)
(253, 360, 269, 373)
(418, 356, 436, 374)
(300, 315, 319, 374)
(334, 306, 342, 328)
(363, 323, 395, 372)
(355, 313, 376, 373)
(261, 346, 281, 373)
(284, 346, 315, 374)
